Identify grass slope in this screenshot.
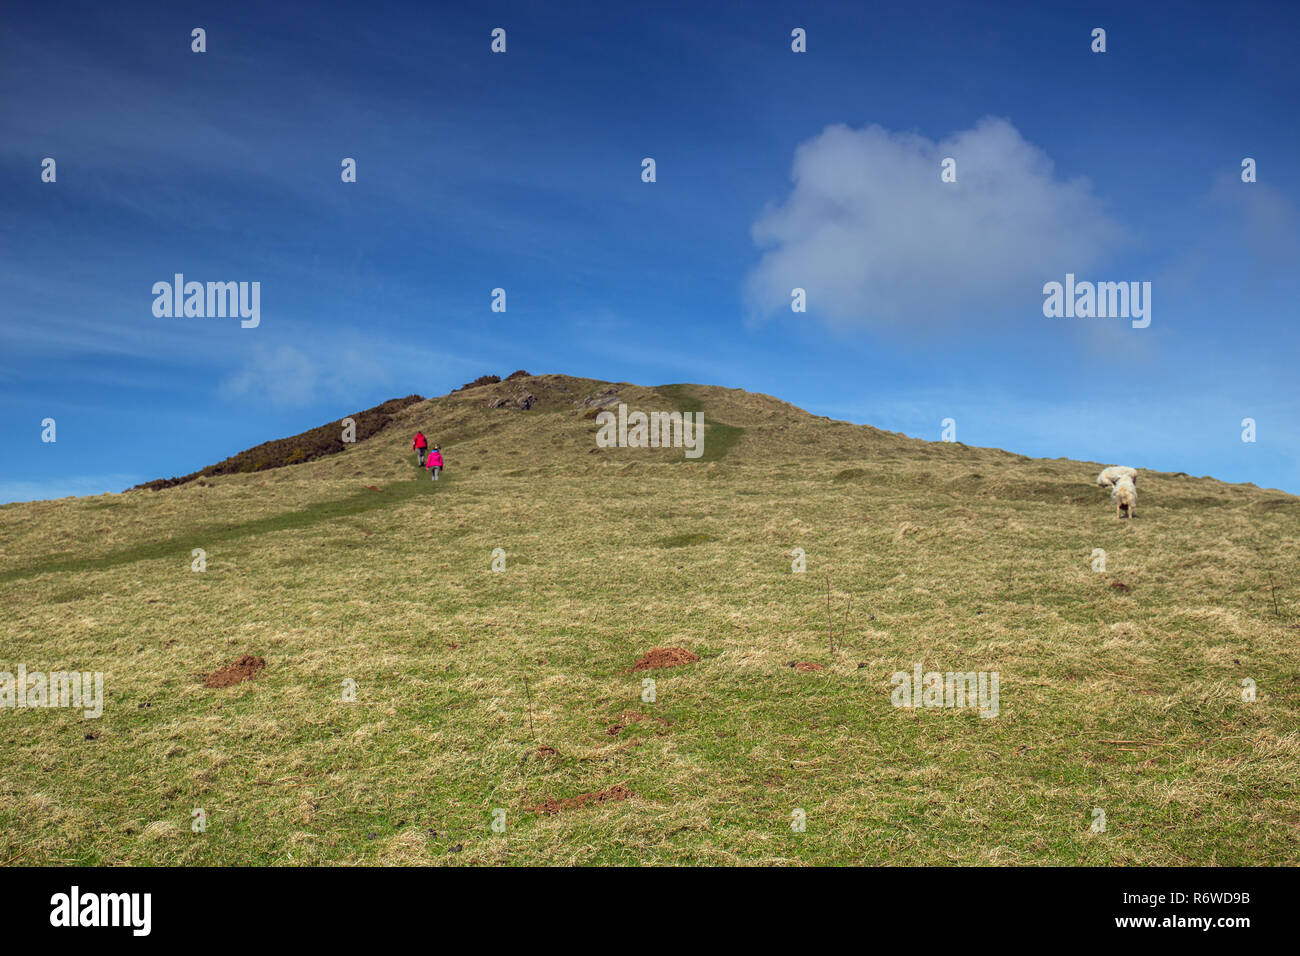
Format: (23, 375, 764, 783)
(1, 373, 1297, 865)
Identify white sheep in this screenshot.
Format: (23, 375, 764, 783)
(1096, 465, 1138, 489)
(1112, 475, 1137, 519)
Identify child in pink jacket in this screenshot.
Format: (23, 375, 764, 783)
(425, 446, 444, 480)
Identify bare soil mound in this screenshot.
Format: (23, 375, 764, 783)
(527, 785, 632, 815)
(630, 647, 700, 671)
(203, 655, 266, 688)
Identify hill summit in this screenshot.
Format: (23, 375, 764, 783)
(134, 371, 1295, 509)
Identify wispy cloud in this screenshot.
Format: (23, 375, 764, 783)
(0, 473, 141, 505)
(1208, 173, 1300, 279)
(217, 332, 486, 407)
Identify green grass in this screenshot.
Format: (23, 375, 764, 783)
(655, 384, 746, 462)
(0, 477, 443, 583)
(1, 374, 1297, 866)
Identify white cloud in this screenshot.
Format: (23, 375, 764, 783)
(744, 117, 1127, 332)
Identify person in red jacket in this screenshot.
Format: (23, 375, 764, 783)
(425, 445, 444, 481)
(412, 431, 428, 466)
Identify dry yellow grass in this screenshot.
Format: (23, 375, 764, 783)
(1, 374, 1296, 865)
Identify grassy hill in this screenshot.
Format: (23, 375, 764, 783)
(2, 372, 1297, 865)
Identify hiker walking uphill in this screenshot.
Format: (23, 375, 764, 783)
(412, 431, 428, 466)
(425, 445, 444, 480)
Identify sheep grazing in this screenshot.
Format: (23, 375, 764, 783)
(1112, 475, 1137, 519)
(1096, 465, 1138, 489)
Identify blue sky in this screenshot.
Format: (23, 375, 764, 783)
(2, 0, 1297, 501)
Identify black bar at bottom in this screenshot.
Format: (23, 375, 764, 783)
(0, 866, 1284, 941)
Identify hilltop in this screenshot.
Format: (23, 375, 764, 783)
(1, 373, 1296, 865)
(122, 371, 1296, 502)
